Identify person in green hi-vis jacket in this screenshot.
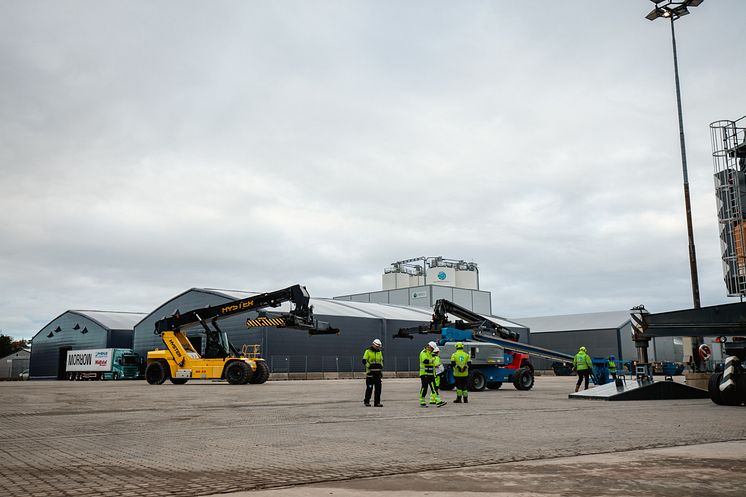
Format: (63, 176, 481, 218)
(362, 339, 383, 407)
(450, 342, 471, 403)
(573, 346, 593, 392)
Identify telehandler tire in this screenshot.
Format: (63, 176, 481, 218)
(249, 360, 270, 384)
(467, 370, 486, 392)
(145, 361, 168, 385)
(513, 367, 534, 391)
(226, 361, 252, 385)
(487, 381, 503, 390)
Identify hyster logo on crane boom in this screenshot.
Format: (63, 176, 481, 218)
(221, 300, 254, 314)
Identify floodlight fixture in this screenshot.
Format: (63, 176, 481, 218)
(645, 0, 702, 21)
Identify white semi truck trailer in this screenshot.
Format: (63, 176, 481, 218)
(65, 348, 142, 380)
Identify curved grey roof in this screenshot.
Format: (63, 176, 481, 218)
(68, 310, 147, 330)
(512, 310, 631, 334)
(204, 288, 525, 328)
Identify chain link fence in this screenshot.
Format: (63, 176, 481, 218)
(269, 355, 417, 374)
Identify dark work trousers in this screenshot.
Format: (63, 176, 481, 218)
(455, 376, 468, 394)
(576, 369, 591, 389)
(419, 375, 436, 402)
(365, 372, 382, 405)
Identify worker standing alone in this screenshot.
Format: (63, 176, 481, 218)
(419, 341, 446, 407)
(573, 346, 593, 392)
(450, 342, 471, 403)
(608, 355, 617, 381)
(363, 339, 383, 407)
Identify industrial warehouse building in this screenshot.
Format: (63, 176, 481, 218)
(132, 287, 527, 373)
(29, 310, 146, 379)
(511, 310, 682, 370)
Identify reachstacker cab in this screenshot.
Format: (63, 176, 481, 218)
(145, 284, 338, 385)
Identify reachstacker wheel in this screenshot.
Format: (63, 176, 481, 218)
(249, 360, 270, 384)
(709, 372, 744, 406)
(225, 361, 252, 385)
(145, 361, 168, 385)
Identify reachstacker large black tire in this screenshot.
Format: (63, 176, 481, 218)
(145, 361, 168, 385)
(225, 361, 252, 385)
(513, 367, 534, 391)
(467, 370, 486, 392)
(249, 360, 270, 384)
(708, 372, 742, 406)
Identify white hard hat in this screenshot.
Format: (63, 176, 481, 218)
(372, 339, 382, 348)
(433, 346, 440, 353)
(428, 341, 437, 349)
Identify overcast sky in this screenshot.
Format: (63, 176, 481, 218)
(2, 1, 746, 340)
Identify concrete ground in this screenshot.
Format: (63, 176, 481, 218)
(0, 376, 744, 497)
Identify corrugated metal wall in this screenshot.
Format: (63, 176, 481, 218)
(528, 328, 621, 370)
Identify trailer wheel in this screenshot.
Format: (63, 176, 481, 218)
(487, 381, 503, 390)
(169, 377, 188, 385)
(467, 370, 486, 392)
(145, 361, 168, 385)
(67, 372, 75, 381)
(513, 368, 534, 391)
(112, 372, 119, 381)
(226, 361, 251, 385)
(249, 360, 270, 384)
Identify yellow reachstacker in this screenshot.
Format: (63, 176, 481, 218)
(145, 285, 339, 385)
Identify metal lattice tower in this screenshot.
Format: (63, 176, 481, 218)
(711, 116, 746, 297)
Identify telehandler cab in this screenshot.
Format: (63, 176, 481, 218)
(145, 284, 338, 385)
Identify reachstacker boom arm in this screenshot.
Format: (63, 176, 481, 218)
(155, 284, 336, 336)
(146, 284, 338, 386)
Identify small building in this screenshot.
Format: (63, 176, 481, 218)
(0, 348, 30, 379)
(29, 310, 146, 379)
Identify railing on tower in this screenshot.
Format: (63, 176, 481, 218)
(711, 116, 746, 297)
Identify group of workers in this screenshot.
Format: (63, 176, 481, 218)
(362, 338, 472, 407)
(364, 340, 618, 404)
